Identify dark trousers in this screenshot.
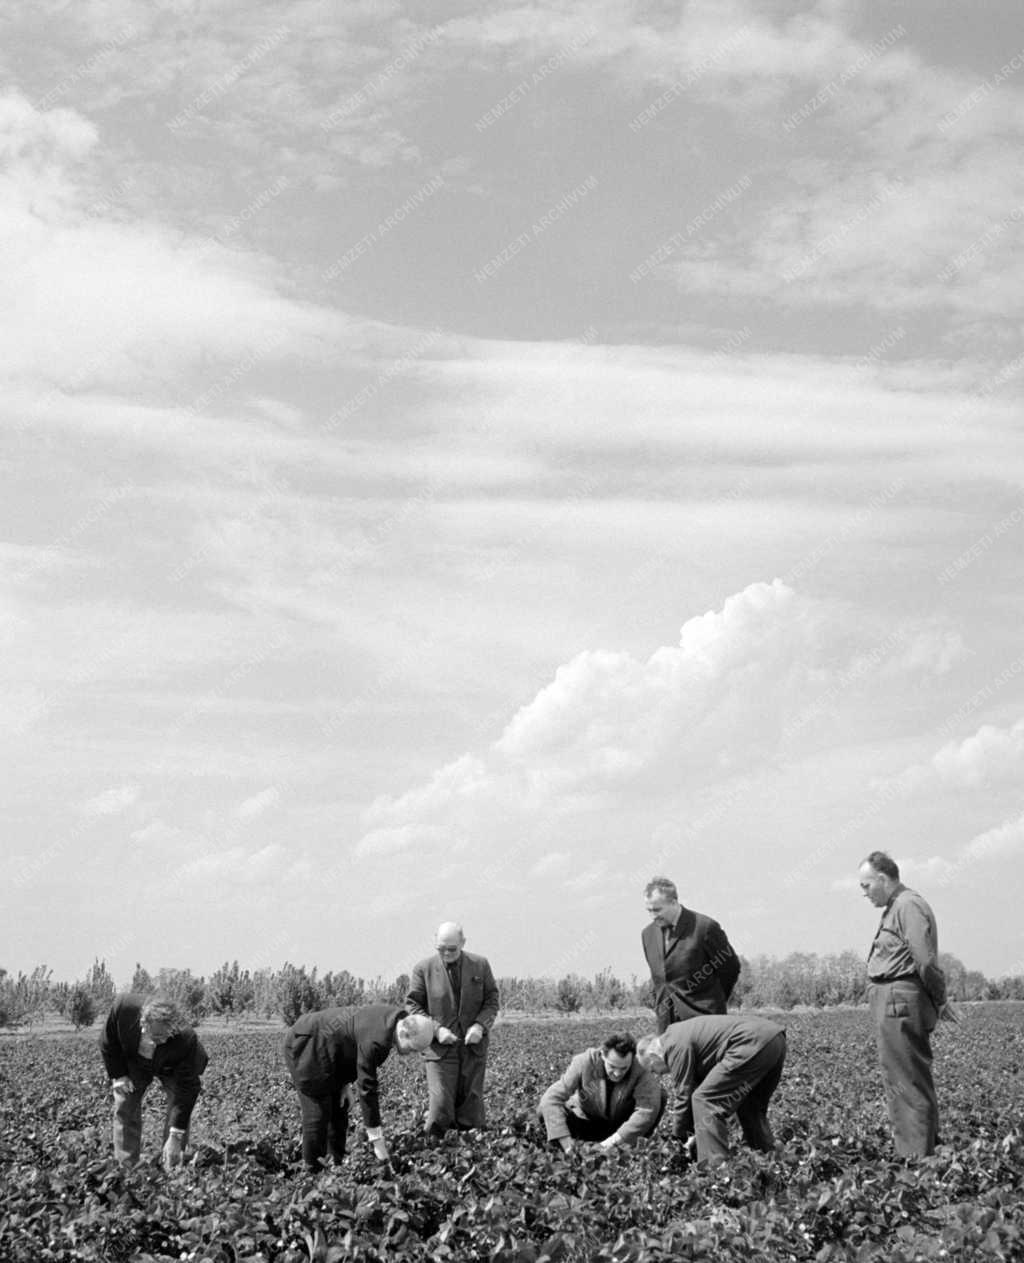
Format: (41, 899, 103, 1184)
(869, 979, 939, 1157)
(692, 1032, 786, 1164)
(296, 1088, 350, 1171)
(424, 1048, 487, 1133)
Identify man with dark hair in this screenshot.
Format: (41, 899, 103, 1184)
(538, 1032, 666, 1152)
(283, 1005, 435, 1172)
(100, 992, 208, 1169)
(642, 876, 739, 1033)
(405, 922, 500, 1138)
(859, 850, 953, 1157)
(637, 1014, 786, 1165)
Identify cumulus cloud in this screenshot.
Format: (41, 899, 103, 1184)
(236, 786, 281, 818)
(80, 784, 141, 816)
(931, 717, 1024, 787)
(352, 580, 884, 858)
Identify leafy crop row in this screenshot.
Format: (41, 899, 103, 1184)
(2, 1006, 1022, 1261)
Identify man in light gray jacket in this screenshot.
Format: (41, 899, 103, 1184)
(538, 1032, 665, 1152)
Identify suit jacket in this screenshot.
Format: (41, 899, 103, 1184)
(99, 992, 208, 1129)
(405, 950, 499, 1061)
(660, 1015, 784, 1139)
(642, 906, 739, 1032)
(538, 1047, 663, 1143)
(282, 1004, 404, 1129)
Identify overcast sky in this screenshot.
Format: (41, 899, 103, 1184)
(3, 0, 1023, 989)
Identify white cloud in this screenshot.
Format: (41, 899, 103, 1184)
(235, 786, 281, 818)
(932, 717, 1024, 787)
(80, 784, 140, 816)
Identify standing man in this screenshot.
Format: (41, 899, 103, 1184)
(405, 921, 500, 1138)
(642, 876, 739, 1033)
(538, 1032, 666, 1152)
(100, 992, 208, 1170)
(636, 1014, 786, 1165)
(859, 850, 951, 1157)
(283, 1004, 435, 1172)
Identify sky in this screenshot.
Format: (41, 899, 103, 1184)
(2, 0, 1023, 990)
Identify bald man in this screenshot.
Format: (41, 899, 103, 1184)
(405, 922, 500, 1137)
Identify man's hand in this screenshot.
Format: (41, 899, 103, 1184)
(371, 1136, 390, 1162)
(464, 1024, 484, 1046)
(557, 1136, 574, 1153)
(598, 1134, 619, 1153)
(162, 1131, 185, 1171)
(111, 1076, 133, 1096)
(682, 1135, 697, 1162)
(436, 1026, 460, 1045)
(938, 1001, 962, 1024)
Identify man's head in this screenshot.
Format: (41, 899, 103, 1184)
(635, 1033, 667, 1075)
(395, 1013, 435, 1054)
(858, 851, 901, 907)
(140, 995, 184, 1045)
(644, 877, 680, 928)
(435, 921, 466, 962)
(600, 1033, 637, 1082)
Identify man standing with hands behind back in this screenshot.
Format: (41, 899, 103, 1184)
(406, 922, 500, 1139)
(642, 876, 739, 1033)
(859, 850, 953, 1157)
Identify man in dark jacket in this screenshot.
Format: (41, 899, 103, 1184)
(538, 1032, 666, 1152)
(637, 1014, 786, 1165)
(100, 992, 208, 1169)
(283, 1004, 434, 1172)
(642, 876, 739, 1032)
(405, 921, 500, 1138)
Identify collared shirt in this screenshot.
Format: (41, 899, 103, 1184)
(867, 884, 946, 1007)
(661, 904, 683, 952)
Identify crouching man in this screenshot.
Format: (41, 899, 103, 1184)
(538, 1032, 666, 1153)
(637, 1015, 786, 1165)
(100, 992, 208, 1170)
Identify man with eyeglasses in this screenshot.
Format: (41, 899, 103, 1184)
(405, 921, 500, 1139)
(538, 1032, 666, 1153)
(100, 992, 208, 1170)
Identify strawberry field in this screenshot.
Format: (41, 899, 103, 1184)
(2, 1005, 1022, 1262)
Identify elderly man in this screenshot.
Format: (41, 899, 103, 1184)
(859, 850, 952, 1157)
(283, 1004, 434, 1172)
(642, 876, 739, 1032)
(637, 1015, 786, 1165)
(538, 1032, 666, 1152)
(405, 922, 499, 1138)
(100, 992, 208, 1170)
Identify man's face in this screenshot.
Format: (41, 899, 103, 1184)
(436, 929, 464, 962)
(858, 864, 891, 908)
(601, 1049, 633, 1082)
(645, 890, 679, 928)
(142, 1017, 172, 1045)
(639, 1042, 668, 1075)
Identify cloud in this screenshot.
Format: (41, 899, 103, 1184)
(354, 581, 826, 856)
(0, 90, 350, 403)
(931, 717, 1024, 787)
(80, 784, 141, 816)
(235, 786, 281, 818)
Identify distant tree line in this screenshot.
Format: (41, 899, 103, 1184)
(1, 951, 1019, 1030)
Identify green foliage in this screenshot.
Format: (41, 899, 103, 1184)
(0, 965, 51, 1028)
(556, 974, 584, 1013)
(1, 1006, 1023, 1260)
